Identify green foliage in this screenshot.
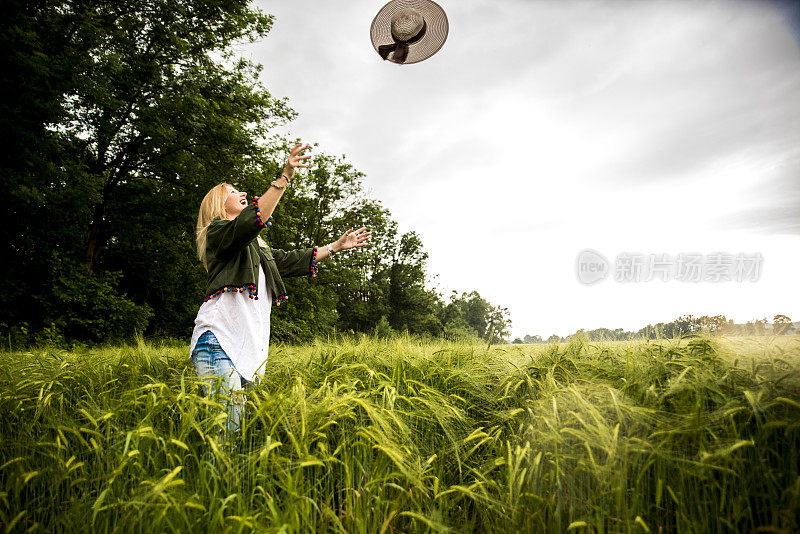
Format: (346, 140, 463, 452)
(524, 314, 796, 345)
(0, 0, 290, 343)
(443, 291, 512, 343)
(0, 0, 511, 346)
(261, 152, 509, 344)
(372, 315, 394, 339)
(49, 253, 153, 343)
(442, 312, 480, 342)
(0, 336, 798, 531)
(773, 314, 794, 335)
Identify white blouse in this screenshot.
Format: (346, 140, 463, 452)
(189, 264, 273, 384)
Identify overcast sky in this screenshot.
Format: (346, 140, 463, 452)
(247, 0, 800, 338)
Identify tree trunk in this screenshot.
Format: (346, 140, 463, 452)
(84, 202, 106, 272)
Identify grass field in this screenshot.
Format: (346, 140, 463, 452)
(1, 334, 799, 533)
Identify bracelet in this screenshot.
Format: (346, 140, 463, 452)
(251, 196, 273, 228)
(327, 243, 334, 256)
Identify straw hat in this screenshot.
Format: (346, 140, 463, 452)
(370, 0, 449, 64)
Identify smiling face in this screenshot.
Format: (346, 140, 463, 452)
(223, 186, 248, 219)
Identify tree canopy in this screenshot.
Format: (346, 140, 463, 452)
(1, 0, 511, 347)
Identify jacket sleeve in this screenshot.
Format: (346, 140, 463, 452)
(271, 246, 317, 278)
(206, 204, 266, 258)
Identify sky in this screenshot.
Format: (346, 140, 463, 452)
(246, 0, 800, 338)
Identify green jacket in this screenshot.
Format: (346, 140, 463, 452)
(203, 202, 317, 306)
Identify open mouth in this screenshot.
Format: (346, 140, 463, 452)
(240, 199, 246, 206)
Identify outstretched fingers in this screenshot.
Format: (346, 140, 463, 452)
(339, 226, 371, 250)
(288, 143, 312, 168)
(290, 143, 310, 156)
(354, 229, 371, 247)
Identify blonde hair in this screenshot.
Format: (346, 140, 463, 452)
(196, 183, 268, 271)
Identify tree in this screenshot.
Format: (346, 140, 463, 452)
(435, 291, 513, 342)
(773, 315, 793, 335)
(486, 305, 512, 344)
(449, 291, 491, 338)
(1, 0, 514, 345)
(383, 232, 443, 336)
(1, 0, 294, 341)
(697, 315, 728, 333)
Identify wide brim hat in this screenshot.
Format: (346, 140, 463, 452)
(370, 0, 449, 65)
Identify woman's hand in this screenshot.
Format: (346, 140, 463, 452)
(283, 143, 312, 180)
(334, 227, 371, 252)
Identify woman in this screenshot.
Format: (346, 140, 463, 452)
(190, 143, 370, 438)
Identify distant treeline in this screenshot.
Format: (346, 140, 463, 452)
(0, 0, 511, 348)
(515, 314, 796, 343)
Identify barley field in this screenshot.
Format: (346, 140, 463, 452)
(1, 334, 798, 533)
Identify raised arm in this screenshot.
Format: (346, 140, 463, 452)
(256, 143, 311, 220)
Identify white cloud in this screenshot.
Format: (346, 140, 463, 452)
(251, 0, 800, 337)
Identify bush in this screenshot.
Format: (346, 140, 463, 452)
(48, 254, 153, 344)
(372, 315, 394, 339)
(0, 322, 30, 351)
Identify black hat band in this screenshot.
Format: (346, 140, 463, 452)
(378, 19, 428, 63)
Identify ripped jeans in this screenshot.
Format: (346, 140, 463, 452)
(190, 330, 252, 438)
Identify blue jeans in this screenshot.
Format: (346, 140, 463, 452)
(190, 330, 252, 438)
